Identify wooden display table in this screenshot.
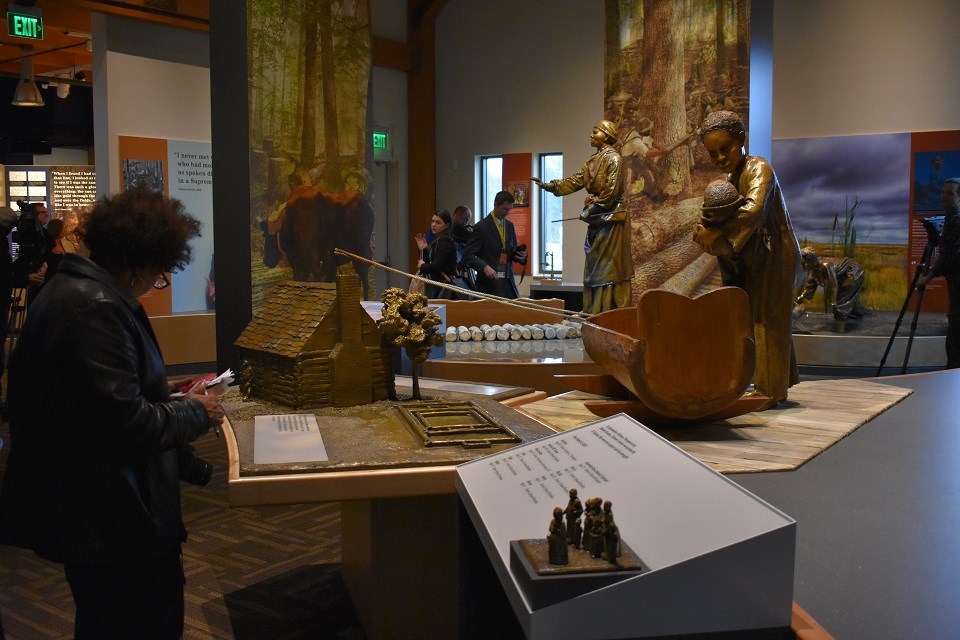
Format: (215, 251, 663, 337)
(220, 377, 551, 640)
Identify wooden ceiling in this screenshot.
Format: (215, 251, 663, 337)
(0, 1, 209, 81)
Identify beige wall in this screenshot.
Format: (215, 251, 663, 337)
(97, 51, 211, 195)
(435, 0, 603, 291)
(91, 14, 211, 197)
(772, 0, 960, 139)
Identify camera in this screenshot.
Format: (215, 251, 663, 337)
(177, 445, 213, 486)
(509, 243, 528, 265)
(12, 200, 48, 272)
(920, 215, 944, 246)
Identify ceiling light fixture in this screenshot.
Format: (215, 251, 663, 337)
(12, 46, 45, 107)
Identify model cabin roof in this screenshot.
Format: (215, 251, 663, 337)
(235, 281, 339, 358)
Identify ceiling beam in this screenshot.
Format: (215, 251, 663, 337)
(372, 36, 414, 73)
(49, 0, 209, 32)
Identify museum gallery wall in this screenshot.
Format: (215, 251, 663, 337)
(247, 0, 373, 313)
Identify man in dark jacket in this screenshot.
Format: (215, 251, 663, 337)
(0, 208, 28, 377)
(0, 206, 45, 408)
(918, 177, 960, 368)
(463, 191, 527, 298)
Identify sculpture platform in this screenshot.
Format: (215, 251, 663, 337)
(794, 309, 946, 374)
(516, 378, 911, 474)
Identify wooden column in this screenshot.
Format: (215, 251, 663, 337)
(407, 0, 447, 271)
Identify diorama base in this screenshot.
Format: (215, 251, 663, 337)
(509, 539, 648, 610)
(516, 538, 644, 574)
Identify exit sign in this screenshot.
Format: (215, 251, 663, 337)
(372, 126, 394, 162)
(7, 7, 43, 40)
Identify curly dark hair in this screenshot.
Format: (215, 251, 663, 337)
(80, 186, 202, 273)
(699, 110, 746, 138)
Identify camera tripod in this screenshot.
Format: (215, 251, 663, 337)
(0, 287, 28, 420)
(876, 241, 935, 376)
(3, 287, 28, 362)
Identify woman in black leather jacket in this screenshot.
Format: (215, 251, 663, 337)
(415, 209, 459, 298)
(0, 186, 224, 640)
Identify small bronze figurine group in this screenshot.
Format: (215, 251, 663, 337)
(547, 489, 621, 566)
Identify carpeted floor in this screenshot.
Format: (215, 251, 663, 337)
(0, 421, 367, 640)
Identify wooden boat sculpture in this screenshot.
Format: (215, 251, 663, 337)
(563, 287, 770, 425)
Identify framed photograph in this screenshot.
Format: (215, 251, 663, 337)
(508, 180, 529, 207)
(123, 159, 164, 193)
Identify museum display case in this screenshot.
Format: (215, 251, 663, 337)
(456, 415, 796, 639)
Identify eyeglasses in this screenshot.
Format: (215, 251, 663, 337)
(153, 273, 171, 290)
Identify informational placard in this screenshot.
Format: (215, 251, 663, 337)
(168, 139, 214, 313)
(118, 135, 214, 314)
(457, 416, 793, 571)
(50, 166, 96, 213)
(253, 413, 329, 464)
(907, 130, 960, 313)
(456, 416, 797, 638)
(502, 153, 532, 275)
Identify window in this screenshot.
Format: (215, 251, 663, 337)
(538, 152, 563, 276)
(480, 155, 502, 217)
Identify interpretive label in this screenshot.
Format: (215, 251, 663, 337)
(50, 167, 96, 213)
(457, 415, 796, 574)
(483, 423, 636, 505)
(253, 414, 329, 464)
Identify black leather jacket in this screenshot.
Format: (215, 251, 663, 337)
(0, 254, 209, 564)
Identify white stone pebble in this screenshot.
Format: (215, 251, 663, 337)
(441, 319, 585, 342)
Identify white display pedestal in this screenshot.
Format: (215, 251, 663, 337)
(456, 415, 796, 639)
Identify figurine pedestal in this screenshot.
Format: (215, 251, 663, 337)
(509, 539, 647, 609)
(456, 415, 797, 639)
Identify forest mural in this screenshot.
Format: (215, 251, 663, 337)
(248, 0, 373, 311)
(605, 0, 750, 296)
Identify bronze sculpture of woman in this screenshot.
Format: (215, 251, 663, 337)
(533, 120, 632, 314)
(693, 111, 801, 409)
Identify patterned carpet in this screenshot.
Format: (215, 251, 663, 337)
(0, 421, 366, 640)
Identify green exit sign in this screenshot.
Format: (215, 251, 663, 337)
(7, 9, 43, 40)
(372, 126, 394, 162)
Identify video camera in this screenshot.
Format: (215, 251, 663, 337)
(12, 200, 48, 273)
(920, 215, 944, 246)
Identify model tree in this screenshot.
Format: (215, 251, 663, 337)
(378, 288, 443, 400)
